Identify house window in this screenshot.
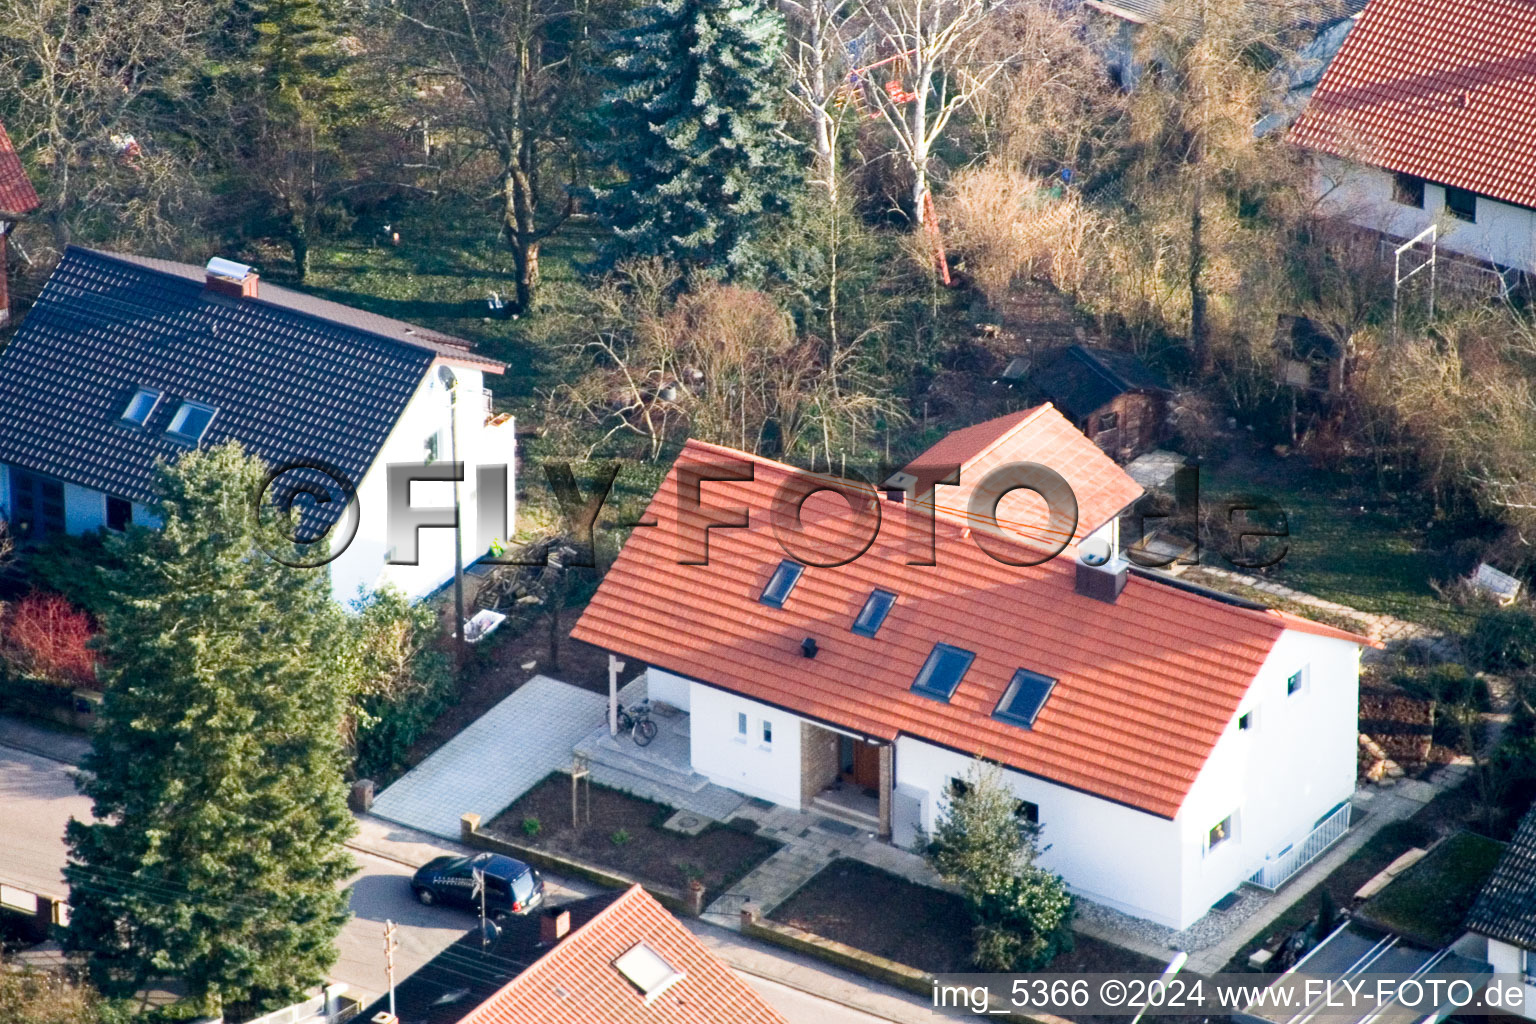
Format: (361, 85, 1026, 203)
(1097, 411, 1119, 432)
(947, 777, 970, 799)
(759, 560, 804, 608)
(1287, 669, 1305, 697)
(166, 401, 217, 444)
(106, 496, 132, 532)
(120, 387, 160, 426)
(424, 430, 442, 464)
(1445, 185, 1477, 222)
(1238, 711, 1253, 731)
(994, 669, 1056, 729)
(851, 589, 897, 637)
(761, 720, 773, 745)
(1208, 815, 1233, 851)
(911, 643, 975, 702)
(736, 712, 747, 738)
(1392, 172, 1425, 208)
(1014, 799, 1039, 825)
(1522, 949, 1536, 985)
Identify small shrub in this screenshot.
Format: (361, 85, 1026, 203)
(521, 817, 541, 838)
(0, 591, 96, 688)
(1465, 605, 1536, 673)
(611, 828, 632, 846)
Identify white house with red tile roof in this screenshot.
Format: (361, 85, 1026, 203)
(571, 412, 1375, 929)
(1289, 0, 1536, 279)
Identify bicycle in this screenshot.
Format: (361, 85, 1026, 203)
(616, 700, 658, 746)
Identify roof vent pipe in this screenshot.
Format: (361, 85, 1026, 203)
(801, 637, 818, 659)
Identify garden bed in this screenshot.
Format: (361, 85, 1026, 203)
(485, 773, 779, 902)
(1354, 831, 1505, 947)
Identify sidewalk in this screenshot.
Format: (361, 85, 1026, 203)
(0, 714, 90, 765)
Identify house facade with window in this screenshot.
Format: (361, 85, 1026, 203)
(572, 410, 1373, 929)
(0, 246, 514, 603)
(1289, 0, 1536, 281)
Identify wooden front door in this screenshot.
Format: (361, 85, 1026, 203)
(851, 740, 882, 790)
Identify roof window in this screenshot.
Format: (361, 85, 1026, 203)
(851, 589, 897, 637)
(613, 942, 685, 1004)
(994, 669, 1056, 729)
(911, 643, 975, 702)
(759, 560, 803, 608)
(166, 400, 217, 444)
(120, 387, 161, 426)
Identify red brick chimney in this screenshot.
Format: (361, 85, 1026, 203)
(204, 257, 258, 299)
(540, 907, 571, 945)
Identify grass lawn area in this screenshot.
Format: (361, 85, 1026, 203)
(1356, 831, 1505, 947)
(1198, 454, 1469, 633)
(486, 774, 780, 902)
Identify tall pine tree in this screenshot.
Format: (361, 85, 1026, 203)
(64, 442, 356, 1016)
(591, 0, 802, 278)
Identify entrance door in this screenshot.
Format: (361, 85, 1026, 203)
(11, 468, 65, 539)
(850, 740, 882, 790)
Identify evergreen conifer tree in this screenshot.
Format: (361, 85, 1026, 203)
(591, 0, 802, 278)
(64, 443, 355, 1016)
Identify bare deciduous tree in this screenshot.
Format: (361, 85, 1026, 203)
(780, 0, 860, 197)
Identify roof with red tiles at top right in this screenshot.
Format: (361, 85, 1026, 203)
(1288, 0, 1536, 210)
(901, 404, 1146, 543)
(572, 438, 1375, 820)
(0, 121, 39, 218)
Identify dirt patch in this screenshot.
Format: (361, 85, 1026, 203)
(486, 773, 779, 901)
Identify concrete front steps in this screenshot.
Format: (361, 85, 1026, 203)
(810, 793, 880, 834)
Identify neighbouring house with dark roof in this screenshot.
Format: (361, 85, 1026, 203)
(1289, 0, 1536, 285)
(570, 408, 1375, 929)
(0, 119, 40, 326)
(0, 246, 514, 603)
(1466, 803, 1536, 1017)
(1029, 345, 1171, 462)
(356, 885, 787, 1024)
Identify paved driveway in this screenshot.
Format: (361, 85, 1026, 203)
(370, 676, 606, 839)
(0, 745, 93, 901)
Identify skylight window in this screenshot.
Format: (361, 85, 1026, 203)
(759, 560, 803, 608)
(851, 589, 897, 637)
(613, 942, 685, 1004)
(911, 643, 975, 702)
(120, 388, 161, 426)
(994, 669, 1056, 729)
(166, 401, 217, 443)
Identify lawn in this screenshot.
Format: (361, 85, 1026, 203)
(1356, 830, 1505, 947)
(486, 773, 780, 902)
(1197, 453, 1470, 633)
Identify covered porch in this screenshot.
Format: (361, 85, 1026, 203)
(799, 720, 893, 839)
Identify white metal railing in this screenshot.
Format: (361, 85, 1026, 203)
(1247, 802, 1352, 891)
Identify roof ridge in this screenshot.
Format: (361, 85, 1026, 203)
(1070, 344, 1132, 393)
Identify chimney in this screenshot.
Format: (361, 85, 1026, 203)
(540, 907, 571, 944)
(204, 256, 259, 299)
(1075, 557, 1128, 604)
(801, 637, 818, 659)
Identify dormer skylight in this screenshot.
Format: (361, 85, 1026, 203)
(851, 589, 896, 637)
(166, 400, 217, 444)
(613, 942, 685, 1004)
(911, 643, 974, 702)
(994, 669, 1056, 729)
(120, 387, 161, 426)
(759, 560, 803, 608)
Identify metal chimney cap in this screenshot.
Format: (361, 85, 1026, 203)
(205, 256, 253, 281)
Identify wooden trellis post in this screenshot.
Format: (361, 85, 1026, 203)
(571, 755, 591, 827)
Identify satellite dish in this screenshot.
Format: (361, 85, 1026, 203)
(1079, 538, 1112, 567)
(437, 365, 458, 389)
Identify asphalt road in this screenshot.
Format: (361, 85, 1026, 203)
(0, 736, 923, 1023)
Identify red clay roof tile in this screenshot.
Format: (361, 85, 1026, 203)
(0, 121, 39, 218)
(1289, 0, 1536, 210)
(572, 439, 1371, 819)
(458, 885, 786, 1024)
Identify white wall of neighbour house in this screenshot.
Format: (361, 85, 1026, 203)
(688, 681, 804, 809)
(1174, 629, 1361, 927)
(893, 734, 1188, 928)
(1315, 156, 1536, 274)
(329, 366, 516, 605)
(1484, 938, 1536, 1019)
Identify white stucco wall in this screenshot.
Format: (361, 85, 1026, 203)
(329, 364, 516, 605)
(1485, 938, 1536, 1019)
(1175, 628, 1361, 926)
(688, 681, 804, 809)
(1315, 156, 1536, 274)
(894, 734, 1187, 927)
(647, 667, 691, 712)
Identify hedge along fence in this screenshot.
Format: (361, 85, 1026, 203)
(460, 813, 704, 918)
(0, 668, 101, 731)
